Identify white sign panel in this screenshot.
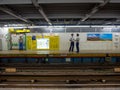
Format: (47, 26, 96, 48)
(37, 38, 49, 49)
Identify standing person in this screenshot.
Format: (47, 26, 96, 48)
(76, 34, 80, 53)
(69, 33, 75, 52)
(19, 36, 23, 50)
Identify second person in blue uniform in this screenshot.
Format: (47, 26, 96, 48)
(76, 34, 80, 53)
(69, 33, 75, 52)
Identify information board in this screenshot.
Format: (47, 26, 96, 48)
(37, 38, 49, 49)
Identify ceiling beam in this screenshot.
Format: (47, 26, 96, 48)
(38, 0, 104, 4)
(31, 0, 52, 25)
(38, 0, 120, 3)
(0, 6, 32, 24)
(0, 0, 32, 5)
(0, 0, 119, 4)
(78, 0, 110, 24)
(0, 11, 120, 19)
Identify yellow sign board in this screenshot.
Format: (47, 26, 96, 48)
(50, 36, 59, 50)
(26, 35, 59, 50)
(9, 28, 30, 33)
(26, 36, 32, 50)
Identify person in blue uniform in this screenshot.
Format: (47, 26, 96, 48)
(69, 33, 75, 52)
(76, 34, 80, 53)
(19, 36, 23, 50)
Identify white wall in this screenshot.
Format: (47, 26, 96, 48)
(27, 32, 118, 51)
(59, 33, 113, 51)
(1, 28, 119, 51)
(0, 27, 8, 50)
(112, 33, 120, 50)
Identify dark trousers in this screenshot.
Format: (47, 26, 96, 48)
(76, 42, 79, 53)
(19, 42, 23, 50)
(69, 42, 74, 52)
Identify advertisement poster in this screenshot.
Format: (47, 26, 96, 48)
(37, 38, 49, 49)
(87, 34, 112, 41)
(49, 36, 59, 50)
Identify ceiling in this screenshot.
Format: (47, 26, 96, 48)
(0, 0, 120, 26)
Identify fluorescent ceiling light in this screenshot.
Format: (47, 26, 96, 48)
(116, 26, 120, 28)
(52, 26, 65, 28)
(8, 26, 26, 29)
(29, 26, 65, 28)
(91, 25, 116, 28)
(29, 26, 48, 28)
(4, 25, 7, 27)
(4, 25, 120, 28)
(29, 25, 90, 28)
(65, 25, 90, 27)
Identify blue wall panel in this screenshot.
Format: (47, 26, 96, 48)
(27, 58, 37, 63)
(1, 58, 8, 63)
(92, 58, 105, 63)
(83, 58, 91, 63)
(48, 58, 66, 63)
(111, 57, 117, 63)
(71, 58, 82, 63)
(10, 58, 26, 63)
